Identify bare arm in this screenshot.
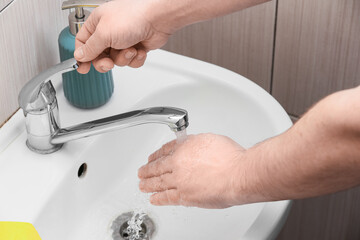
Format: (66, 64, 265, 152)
(74, 0, 270, 73)
(147, 0, 270, 33)
(238, 86, 360, 203)
(138, 87, 360, 207)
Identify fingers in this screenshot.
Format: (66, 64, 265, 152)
(110, 48, 137, 67)
(74, 10, 106, 73)
(139, 173, 176, 193)
(74, 6, 147, 71)
(150, 189, 181, 206)
(148, 140, 177, 163)
(77, 62, 92, 74)
(92, 52, 114, 73)
(109, 48, 147, 68)
(129, 49, 147, 68)
(138, 157, 173, 179)
(75, 7, 100, 46)
(75, 7, 108, 63)
(73, 4, 149, 72)
(75, 29, 109, 63)
(76, 47, 147, 74)
(77, 52, 114, 74)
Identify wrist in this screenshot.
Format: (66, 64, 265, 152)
(144, 0, 192, 34)
(238, 153, 267, 205)
(231, 140, 289, 205)
(228, 148, 269, 205)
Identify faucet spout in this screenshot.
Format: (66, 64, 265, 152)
(51, 107, 188, 145)
(17, 58, 189, 154)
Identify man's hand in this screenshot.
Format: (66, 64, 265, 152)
(73, 0, 271, 74)
(74, 0, 171, 73)
(138, 133, 251, 209)
(138, 87, 360, 208)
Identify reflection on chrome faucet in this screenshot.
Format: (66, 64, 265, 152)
(18, 58, 189, 154)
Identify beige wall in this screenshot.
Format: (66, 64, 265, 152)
(273, 0, 360, 116)
(163, 1, 276, 91)
(0, 0, 67, 126)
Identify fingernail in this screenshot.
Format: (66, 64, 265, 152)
(101, 66, 112, 72)
(137, 54, 144, 60)
(74, 47, 84, 59)
(138, 167, 144, 177)
(125, 51, 135, 59)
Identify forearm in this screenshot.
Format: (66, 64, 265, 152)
(146, 0, 271, 33)
(238, 87, 360, 204)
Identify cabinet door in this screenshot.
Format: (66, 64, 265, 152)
(272, 0, 360, 116)
(162, 1, 276, 91)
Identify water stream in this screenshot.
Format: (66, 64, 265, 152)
(125, 210, 147, 240)
(175, 129, 187, 144)
(125, 129, 188, 239)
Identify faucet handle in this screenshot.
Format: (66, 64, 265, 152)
(18, 58, 78, 113)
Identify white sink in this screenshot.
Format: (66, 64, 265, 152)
(0, 50, 292, 240)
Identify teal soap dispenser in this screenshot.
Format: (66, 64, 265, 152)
(59, 0, 114, 109)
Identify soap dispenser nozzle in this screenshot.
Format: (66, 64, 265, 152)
(75, 7, 85, 19)
(62, 0, 111, 35)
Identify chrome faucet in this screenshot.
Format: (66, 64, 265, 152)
(18, 58, 189, 154)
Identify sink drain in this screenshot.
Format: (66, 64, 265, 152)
(119, 221, 147, 239)
(111, 212, 155, 240)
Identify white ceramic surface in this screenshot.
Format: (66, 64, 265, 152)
(0, 50, 292, 240)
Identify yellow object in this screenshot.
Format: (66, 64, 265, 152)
(0, 222, 41, 240)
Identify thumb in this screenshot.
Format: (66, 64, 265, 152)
(74, 29, 108, 62)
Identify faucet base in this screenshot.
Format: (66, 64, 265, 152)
(26, 140, 63, 154)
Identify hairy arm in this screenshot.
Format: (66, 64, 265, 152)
(138, 87, 360, 207)
(74, 0, 270, 73)
(239, 86, 360, 203)
(147, 0, 270, 33)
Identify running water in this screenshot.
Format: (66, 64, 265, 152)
(125, 129, 187, 240)
(125, 210, 147, 240)
(125, 192, 151, 240)
(175, 129, 188, 144)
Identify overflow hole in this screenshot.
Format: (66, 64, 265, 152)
(78, 163, 87, 178)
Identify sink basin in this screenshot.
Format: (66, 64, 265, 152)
(0, 50, 292, 240)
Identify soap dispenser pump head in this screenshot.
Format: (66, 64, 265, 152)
(62, 0, 111, 35)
